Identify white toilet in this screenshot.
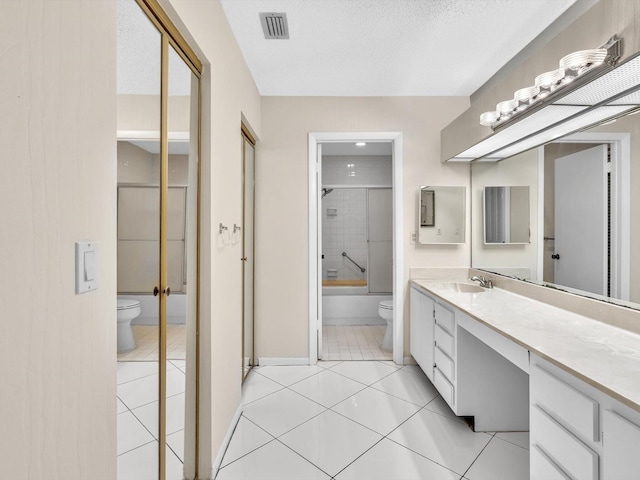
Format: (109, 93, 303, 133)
(117, 298, 140, 353)
(378, 299, 394, 351)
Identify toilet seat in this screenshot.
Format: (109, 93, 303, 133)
(117, 299, 140, 311)
(379, 300, 393, 310)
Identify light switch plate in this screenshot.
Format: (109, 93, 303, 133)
(76, 241, 98, 294)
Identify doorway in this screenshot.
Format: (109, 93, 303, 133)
(308, 132, 404, 365)
(540, 132, 630, 300)
(320, 145, 393, 360)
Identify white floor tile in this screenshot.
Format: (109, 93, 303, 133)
(279, 410, 382, 476)
(256, 365, 323, 386)
(331, 387, 421, 435)
(330, 361, 398, 385)
(370, 368, 439, 406)
(117, 441, 183, 480)
(166, 429, 184, 462)
(221, 416, 273, 467)
(465, 436, 529, 480)
(388, 409, 492, 475)
(117, 397, 128, 414)
(117, 368, 185, 410)
(495, 431, 529, 450)
(317, 360, 342, 369)
(242, 388, 326, 437)
(216, 440, 331, 480)
(401, 364, 426, 377)
(241, 371, 284, 405)
(117, 411, 155, 456)
(335, 438, 461, 480)
(132, 393, 185, 438)
(423, 395, 465, 423)
(117, 361, 158, 385)
(289, 369, 367, 407)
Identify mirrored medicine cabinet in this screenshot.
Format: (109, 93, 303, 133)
(417, 186, 466, 244)
(483, 186, 530, 244)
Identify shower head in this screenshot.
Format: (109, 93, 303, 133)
(321, 188, 334, 199)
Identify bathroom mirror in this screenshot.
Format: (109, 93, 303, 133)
(483, 186, 530, 244)
(471, 104, 640, 311)
(418, 186, 466, 244)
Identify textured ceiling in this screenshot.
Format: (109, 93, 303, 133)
(220, 0, 580, 96)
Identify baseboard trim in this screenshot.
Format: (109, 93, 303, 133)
(212, 405, 243, 479)
(258, 357, 310, 366)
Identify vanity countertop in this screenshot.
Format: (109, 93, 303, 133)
(411, 279, 640, 413)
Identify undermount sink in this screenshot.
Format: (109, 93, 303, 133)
(431, 282, 485, 293)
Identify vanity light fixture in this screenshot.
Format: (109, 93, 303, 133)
(447, 35, 640, 162)
(480, 40, 617, 129)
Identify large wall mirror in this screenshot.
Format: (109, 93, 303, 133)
(471, 108, 639, 310)
(418, 186, 466, 244)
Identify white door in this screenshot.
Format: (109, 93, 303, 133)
(368, 188, 393, 293)
(554, 144, 608, 295)
(316, 143, 323, 359)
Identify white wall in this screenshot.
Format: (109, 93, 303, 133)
(160, 0, 262, 475)
(256, 97, 470, 359)
(0, 1, 117, 478)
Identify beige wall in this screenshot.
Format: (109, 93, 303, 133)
(257, 97, 470, 360)
(162, 0, 262, 475)
(0, 1, 117, 478)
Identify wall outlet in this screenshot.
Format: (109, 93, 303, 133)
(410, 232, 417, 244)
(437, 228, 442, 235)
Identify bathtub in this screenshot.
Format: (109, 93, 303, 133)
(322, 289, 391, 326)
(118, 293, 187, 325)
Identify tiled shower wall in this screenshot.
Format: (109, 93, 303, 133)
(322, 188, 368, 281)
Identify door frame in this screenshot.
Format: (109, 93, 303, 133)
(537, 131, 630, 300)
(308, 132, 404, 365)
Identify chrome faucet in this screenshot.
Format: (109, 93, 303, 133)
(470, 275, 493, 289)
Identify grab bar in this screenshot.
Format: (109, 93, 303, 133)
(342, 252, 366, 273)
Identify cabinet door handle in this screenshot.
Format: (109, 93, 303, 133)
(153, 286, 159, 296)
(163, 287, 171, 296)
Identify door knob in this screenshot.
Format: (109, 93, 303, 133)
(153, 286, 159, 296)
(551, 254, 560, 260)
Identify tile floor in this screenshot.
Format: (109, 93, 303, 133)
(322, 325, 392, 361)
(117, 360, 187, 480)
(117, 324, 187, 362)
(217, 360, 530, 480)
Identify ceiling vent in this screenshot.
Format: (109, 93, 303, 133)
(260, 12, 289, 39)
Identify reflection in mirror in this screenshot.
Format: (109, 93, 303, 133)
(418, 186, 465, 244)
(471, 150, 538, 279)
(471, 107, 640, 311)
(483, 186, 530, 244)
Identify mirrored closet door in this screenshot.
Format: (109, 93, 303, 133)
(116, 1, 202, 479)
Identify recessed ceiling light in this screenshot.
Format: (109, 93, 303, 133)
(355, 142, 366, 147)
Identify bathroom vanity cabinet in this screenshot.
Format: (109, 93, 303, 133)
(409, 279, 640, 480)
(409, 286, 529, 431)
(531, 355, 640, 480)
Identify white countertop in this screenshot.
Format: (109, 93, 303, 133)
(411, 279, 640, 413)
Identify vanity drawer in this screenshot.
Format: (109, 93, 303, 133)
(435, 303, 455, 334)
(531, 445, 571, 480)
(434, 346, 455, 382)
(434, 324, 455, 358)
(532, 405, 598, 480)
(434, 367, 455, 408)
(531, 365, 599, 442)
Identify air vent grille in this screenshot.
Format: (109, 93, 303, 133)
(260, 12, 289, 39)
